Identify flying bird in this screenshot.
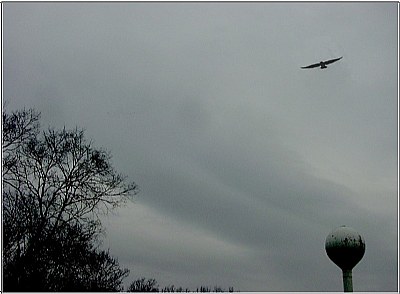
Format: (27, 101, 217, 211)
(301, 56, 343, 69)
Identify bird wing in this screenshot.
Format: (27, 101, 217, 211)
(301, 62, 321, 69)
(324, 56, 343, 65)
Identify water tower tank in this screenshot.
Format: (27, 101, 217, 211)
(325, 225, 365, 292)
(325, 225, 365, 270)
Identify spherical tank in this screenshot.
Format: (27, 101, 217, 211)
(325, 226, 365, 271)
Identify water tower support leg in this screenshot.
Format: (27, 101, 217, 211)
(342, 269, 353, 292)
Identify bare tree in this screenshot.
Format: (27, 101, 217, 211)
(127, 277, 160, 292)
(2, 108, 137, 291)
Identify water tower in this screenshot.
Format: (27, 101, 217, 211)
(325, 226, 365, 292)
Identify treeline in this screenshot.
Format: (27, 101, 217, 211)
(127, 277, 236, 292)
(2, 108, 236, 292)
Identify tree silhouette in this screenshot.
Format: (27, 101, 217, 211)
(126, 276, 236, 293)
(127, 277, 160, 292)
(2, 108, 137, 291)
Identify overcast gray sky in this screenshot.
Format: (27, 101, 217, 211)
(2, 2, 398, 291)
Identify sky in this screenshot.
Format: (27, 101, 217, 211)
(2, 2, 398, 292)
